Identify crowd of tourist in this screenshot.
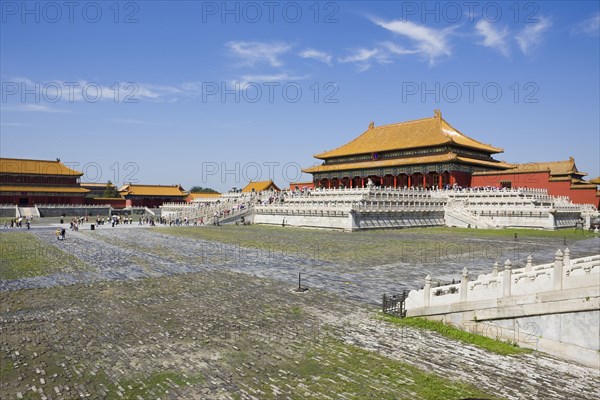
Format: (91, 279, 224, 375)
(3, 217, 31, 229)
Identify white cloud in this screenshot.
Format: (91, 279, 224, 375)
(10, 104, 70, 113)
(516, 17, 552, 55)
(338, 48, 379, 63)
(299, 49, 333, 65)
(226, 41, 292, 67)
(475, 19, 510, 57)
(371, 18, 454, 64)
(380, 41, 419, 56)
(2, 77, 202, 103)
(572, 12, 600, 36)
(0, 122, 33, 127)
(338, 48, 381, 71)
(231, 73, 307, 87)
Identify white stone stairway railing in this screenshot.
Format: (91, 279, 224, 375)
(406, 249, 600, 310)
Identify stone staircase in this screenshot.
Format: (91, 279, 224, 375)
(444, 201, 495, 229)
(18, 206, 40, 219)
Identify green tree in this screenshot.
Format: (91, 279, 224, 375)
(189, 186, 219, 194)
(103, 181, 120, 198)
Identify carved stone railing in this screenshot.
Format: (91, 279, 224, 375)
(406, 249, 600, 310)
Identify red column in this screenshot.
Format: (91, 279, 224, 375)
(408, 175, 411, 187)
(349, 179, 352, 188)
(361, 178, 365, 188)
(422, 175, 426, 188)
(438, 174, 442, 188)
(394, 176, 397, 188)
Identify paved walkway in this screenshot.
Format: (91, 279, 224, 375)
(1, 228, 599, 399)
(3, 228, 598, 306)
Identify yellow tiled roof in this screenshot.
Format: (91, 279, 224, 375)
(242, 180, 280, 192)
(119, 184, 187, 197)
(0, 186, 89, 193)
(303, 153, 512, 174)
(473, 157, 584, 177)
(511, 158, 583, 176)
(0, 158, 83, 176)
(589, 177, 600, 185)
(188, 192, 222, 199)
(314, 111, 502, 159)
(81, 182, 115, 188)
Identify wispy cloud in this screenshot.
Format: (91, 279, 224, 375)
(4, 104, 70, 113)
(226, 41, 292, 67)
(2, 77, 205, 103)
(231, 73, 307, 87)
(572, 12, 600, 36)
(338, 48, 381, 71)
(516, 17, 552, 55)
(299, 49, 333, 66)
(0, 122, 34, 127)
(475, 19, 510, 57)
(371, 18, 455, 65)
(380, 41, 419, 56)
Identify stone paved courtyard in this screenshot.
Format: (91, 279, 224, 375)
(1, 225, 599, 399)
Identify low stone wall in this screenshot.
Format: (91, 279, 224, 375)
(37, 206, 111, 217)
(417, 290, 599, 368)
(405, 249, 600, 367)
(0, 206, 16, 218)
(353, 211, 444, 230)
(253, 212, 350, 230)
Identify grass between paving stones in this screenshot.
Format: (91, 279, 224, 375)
(0, 232, 87, 280)
(225, 337, 500, 399)
(155, 225, 594, 267)
(105, 371, 204, 399)
(409, 226, 595, 240)
(378, 314, 531, 356)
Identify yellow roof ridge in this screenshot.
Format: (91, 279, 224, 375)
(0, 156, 63, 163)
(368, 115, 437, 130)
(313, 116, 438, 159)
(122, 183, 182, 187)
(0, 157, 83, 176)
(440, 118, 503, 153)
(314, 111, 503, 159)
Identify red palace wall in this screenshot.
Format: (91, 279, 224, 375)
(0, 194, 85, 205)
(125, 197, 187, 208)
(471, 171, 599, 207)
(450, 171, 472, 188)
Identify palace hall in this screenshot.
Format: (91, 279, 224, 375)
(303, 110, 513, 189)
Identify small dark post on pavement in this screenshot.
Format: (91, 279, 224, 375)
(514, 233, 518, 240)
(294, 272, 307, 292)
(564, 237, 567, 246)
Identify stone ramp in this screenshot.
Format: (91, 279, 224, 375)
(334, 309, 599, 400)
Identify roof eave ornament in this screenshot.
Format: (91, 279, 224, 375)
(434, 109, 441, 119)
(368, 121, 375, 129)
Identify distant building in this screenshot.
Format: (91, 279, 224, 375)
(0, 157, 89, 205)
(118, 184, 188, 207)
(289, 181, 315, 191)
(242, 180, 280, 192)
(303, 110, 512, 189)
(472, 158, 599, 207)
(80, 182, 116, 198)
(187, 192, 222, 202)
(302, 110, 599, 207)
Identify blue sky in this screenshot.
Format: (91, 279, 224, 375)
(1, 1, 599, 192)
